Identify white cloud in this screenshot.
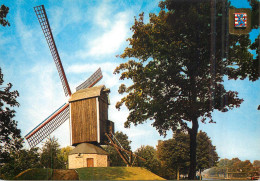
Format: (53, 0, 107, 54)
(88, 12, 129, 56)
(94, 2, 111, 28)
(0, 32, 11, 47)
(15, 11, 39, 59)
(20, 63, 68, 143)
(49, 3, 83, 36)
(74, 1, 132, 59)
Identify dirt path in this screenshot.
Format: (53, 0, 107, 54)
(51, 169, 79, 180)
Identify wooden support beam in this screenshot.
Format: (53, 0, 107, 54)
(106, 141, 146, 162)
(105, 133, 130, 166)
(105, 133, 146, 167)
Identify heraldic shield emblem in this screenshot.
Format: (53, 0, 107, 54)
(234, 13, 247, 27)
(229, 8, 251, 34)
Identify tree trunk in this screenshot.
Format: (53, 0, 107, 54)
(177, 166, 179, 180)
(200, 169, 202, 180)
(188, 117, 199, 180)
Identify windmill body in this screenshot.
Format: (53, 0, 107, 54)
(69, 85, 114, 146)
(25, 5, 114, 168)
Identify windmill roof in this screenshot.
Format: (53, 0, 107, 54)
(69, 85, 109, 102)
(69, 143, 108, 155)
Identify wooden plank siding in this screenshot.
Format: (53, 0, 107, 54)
(71, 98, 97, 145)
(99, 93, 109, 144)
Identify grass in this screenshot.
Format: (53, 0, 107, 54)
(76, 167, 165, 180)
(14, 168, 52, 180)
(15, 167, 165, 180)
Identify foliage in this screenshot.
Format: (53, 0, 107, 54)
(40, 137, 64, 169)
(0, 68, 23, 178)
(103, 131, 132, 166)
(157, 130, 218, 179)
(234, 0, 259, 81)
(0, 141, 41, 180)
(248, 0, 259, 29)
(134, 145, 161, 175)
(253, 160, 260, 167)
(0, 5, 10, 26)
(208, 158, 258, 177)
(57, 146, 73, 169)
(196, 131, 219, 171)
(157, 130, 190, 179)
(114, 0, 257, 178)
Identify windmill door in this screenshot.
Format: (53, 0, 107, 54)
(87, 158, 94, 167)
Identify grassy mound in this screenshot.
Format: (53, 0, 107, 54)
(14, 168, 52, 180)
(15, 167, 165, 180)
(15, 169, 78, 180)
(76, 167, 165, 180)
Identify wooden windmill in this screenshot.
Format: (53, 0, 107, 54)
(25, 5, 114, 149)
(25, 5, 144, 168)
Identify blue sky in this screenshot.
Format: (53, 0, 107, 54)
(0, 0, 259, 162)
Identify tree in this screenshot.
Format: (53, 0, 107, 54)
(157, 130, 218, 179)
(0, 5, 10, 26)
(157, 131, 190, 180)
(208, 158, 257, 178)
(196, 131, 219, 172)
(253, 160, 260, 168)
(0, 145, 41, 179)
(102, 131, 132, 166)
(249, 0, 259, 28)
(0, 67, 22, 168)
(58, 146, 73, 169)
(134, 145, 161, 176)
(114, 0, 253, 178)
(40, 137, 64, 169)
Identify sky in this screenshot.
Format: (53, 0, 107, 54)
(0, 0, 259, 162)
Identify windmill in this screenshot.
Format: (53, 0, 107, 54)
(25, 5, 112, 148)
(25, 5, 144, 168)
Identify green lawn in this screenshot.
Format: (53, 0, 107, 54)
(76, 167, 165, 180)
(15, 167, 165, 180)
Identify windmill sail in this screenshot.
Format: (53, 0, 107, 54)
(34, 5, 71, 97)
(25, 103, 69, 147)
(76, 68, 103, 91)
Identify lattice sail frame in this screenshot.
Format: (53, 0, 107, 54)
(76, 68, 103, 91)
(25, 103, 69, 147)
(25, 68, 103, 147)
(34, 5, 71, 97)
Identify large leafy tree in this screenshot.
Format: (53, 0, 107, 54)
(0, 145, 41, 180)
(0, 67, 22, 167)
(40, 137, 64, 169)
(114, 0, 256, 178)
(196, 131, 219, 171)
(102, 131, 132, 166)
(157, 130, 218, 179)
(1, 7, 22, 173)
(58, 146, 73, 169)
(134, 145, 161, 176)
(157, 131, 190, 180)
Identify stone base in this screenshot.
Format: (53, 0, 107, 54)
(68, 143, 109, 169)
